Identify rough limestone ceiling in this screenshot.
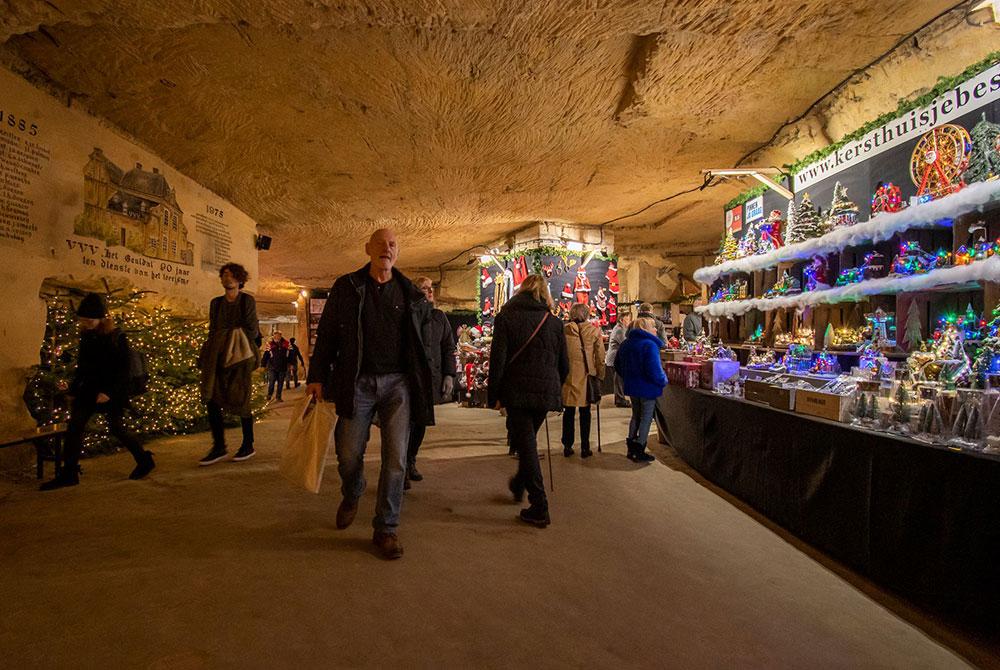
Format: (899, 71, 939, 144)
(0, 0, 962, 294)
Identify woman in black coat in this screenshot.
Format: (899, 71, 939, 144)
(41, 293, 154, 490)
(487, 275, 569, 527)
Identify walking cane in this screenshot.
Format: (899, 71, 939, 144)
(596, 398, 602, 453)
(544, 413, 554, 491)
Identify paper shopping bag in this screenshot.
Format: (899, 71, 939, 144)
(280, 396, 334, 493)
(223, 328, 255, 368)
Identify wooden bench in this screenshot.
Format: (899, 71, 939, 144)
(0, 423, 68, 479)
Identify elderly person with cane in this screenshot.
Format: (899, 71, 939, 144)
(561, 303, 605, 458)
(488, 275, 568, 527)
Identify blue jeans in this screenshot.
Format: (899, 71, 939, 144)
(267, 369, 286, 399)
(628, 397, 656, 448)
(333, 373, 410, 533)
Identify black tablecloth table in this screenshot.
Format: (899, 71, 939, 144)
(656, 385, 1000, 620)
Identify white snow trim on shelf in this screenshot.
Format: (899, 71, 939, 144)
(693, 180, 1000, 284)
(695, 256, 1000, 318)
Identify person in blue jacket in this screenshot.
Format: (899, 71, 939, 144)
(614, 317, 667, 462)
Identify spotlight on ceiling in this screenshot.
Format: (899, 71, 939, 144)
(254, 234, 272, 251)
(700, 168, 793, 200)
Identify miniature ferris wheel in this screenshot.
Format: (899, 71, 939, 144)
(910, 124, 972, 199)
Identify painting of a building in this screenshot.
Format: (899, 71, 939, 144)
(75, 148, 195, 265)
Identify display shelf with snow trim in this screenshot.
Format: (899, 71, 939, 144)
(693, 180, 1000, 285)
(695, 256, 1000, 318)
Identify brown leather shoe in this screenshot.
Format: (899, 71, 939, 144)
(335, 498, 358, 530)
(372, 531, 404, 560)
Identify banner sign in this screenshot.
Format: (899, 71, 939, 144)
(795, 62, 1000, 190)
(744, 195, 764, 223)
(728, 206, 743, 233)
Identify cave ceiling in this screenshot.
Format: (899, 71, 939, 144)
(0, 0, 960, 295)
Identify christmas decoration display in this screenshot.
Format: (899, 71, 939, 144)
(712, 343, 737, 361)
(715, 229, 739, 264)
(964, 113, 1000, 184)
(903, 299, 923, 351)
(823, 323, 834, 349)
(573, 266, 591, 304)
(758, 210, 784, 252)
(736, 220, 758, 258)
(803, 256, 831, 291)
(929, 323, 972, 386)
(862, 307, 895, 349)
(910, 124, 972, 199)
(871, 181, 904, 215)
(915, 386, 946, 438)
(932, 306, 986, 343)
(748, 324, 764, 343)
(710, 279, 748, 303)
(809, 349, 840, 375)
(764, 270, 801, 298)
(971, 301, 1000, 387)
(890, 383, 913, 430)
(850, 380, 882, 425)
(606, 261, 619, 295)
(950, 389, 986, 448)
(23, 287, 268, 454)
(889, 241, 938, 276)
(836, 251, 885, 286)
(746, 346, 776, 369)
(781, 343, 814, 373)
(827, 181, 860, 228)
(785, 193, 829, 244)
(832, 327, 866, 347)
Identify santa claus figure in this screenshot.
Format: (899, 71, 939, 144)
(510, 256, 529, 292)
(594, 287, 608, 319)
(606, 261, 619, 295)
(573, 267, 591, 304)
(560, 283, 573, 301)
(481, 267, 494, 287)
(607, 295, 617, 324)
(759, 210, 784, 252)
(558, 299, 573, 320)
(482, 297, 493, 317)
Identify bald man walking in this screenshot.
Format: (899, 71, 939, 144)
(306, 229, 435, 560)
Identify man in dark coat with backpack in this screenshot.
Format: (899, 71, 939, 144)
(41, 293, 154, 490)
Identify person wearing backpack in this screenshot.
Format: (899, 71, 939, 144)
(487, 275, 569, 527)
(40, 293, 154, 490)
(614, 317, 667, 463)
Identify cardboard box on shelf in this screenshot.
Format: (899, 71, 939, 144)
(744, 379, 795, 410)
(794, 389, 850, 422)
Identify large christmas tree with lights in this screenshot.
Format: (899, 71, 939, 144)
(23, 286, 267, 454)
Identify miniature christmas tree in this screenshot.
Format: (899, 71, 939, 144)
(903, 299, 923, 352)
(891, 384, 912, 427)
(715, 229, 739, 264)
(786, 193, 829, 244)
(736, 221, 758, 257)
(828, 181, 860, 228)
(964, 113, 1000, 184)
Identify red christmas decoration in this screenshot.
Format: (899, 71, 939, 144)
(606, 262, 619, 294)
(871, 181, 903, 215)
(573, 267, 591, 304)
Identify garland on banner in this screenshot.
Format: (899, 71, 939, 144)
(720, 51, 1000, 209)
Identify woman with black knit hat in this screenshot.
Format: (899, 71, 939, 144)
(40, 293, 154, 490)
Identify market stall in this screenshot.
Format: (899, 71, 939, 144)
(664, 56, 1000, 619)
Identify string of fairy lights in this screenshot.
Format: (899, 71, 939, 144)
(24, 291, 268, 454)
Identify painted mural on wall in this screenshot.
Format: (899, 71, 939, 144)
(75, 148, 195, 266)
(479, 250, 618, 326)
(0, 66, 258, 311)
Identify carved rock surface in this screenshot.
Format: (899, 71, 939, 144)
(0, 0, 973, 294)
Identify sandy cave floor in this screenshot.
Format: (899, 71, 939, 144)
(0, 387, 990, 669)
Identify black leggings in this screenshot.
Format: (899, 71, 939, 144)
(561, 405, 591, 449)
(207, 401, 254, 450)
(63, 397, 142, 472)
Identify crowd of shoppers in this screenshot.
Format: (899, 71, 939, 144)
(39, 227, 680, 557)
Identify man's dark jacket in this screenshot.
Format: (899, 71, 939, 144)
(424, 308, 457, 404)
(307, 265, 435, 425)
(487, 292, 569, 412)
